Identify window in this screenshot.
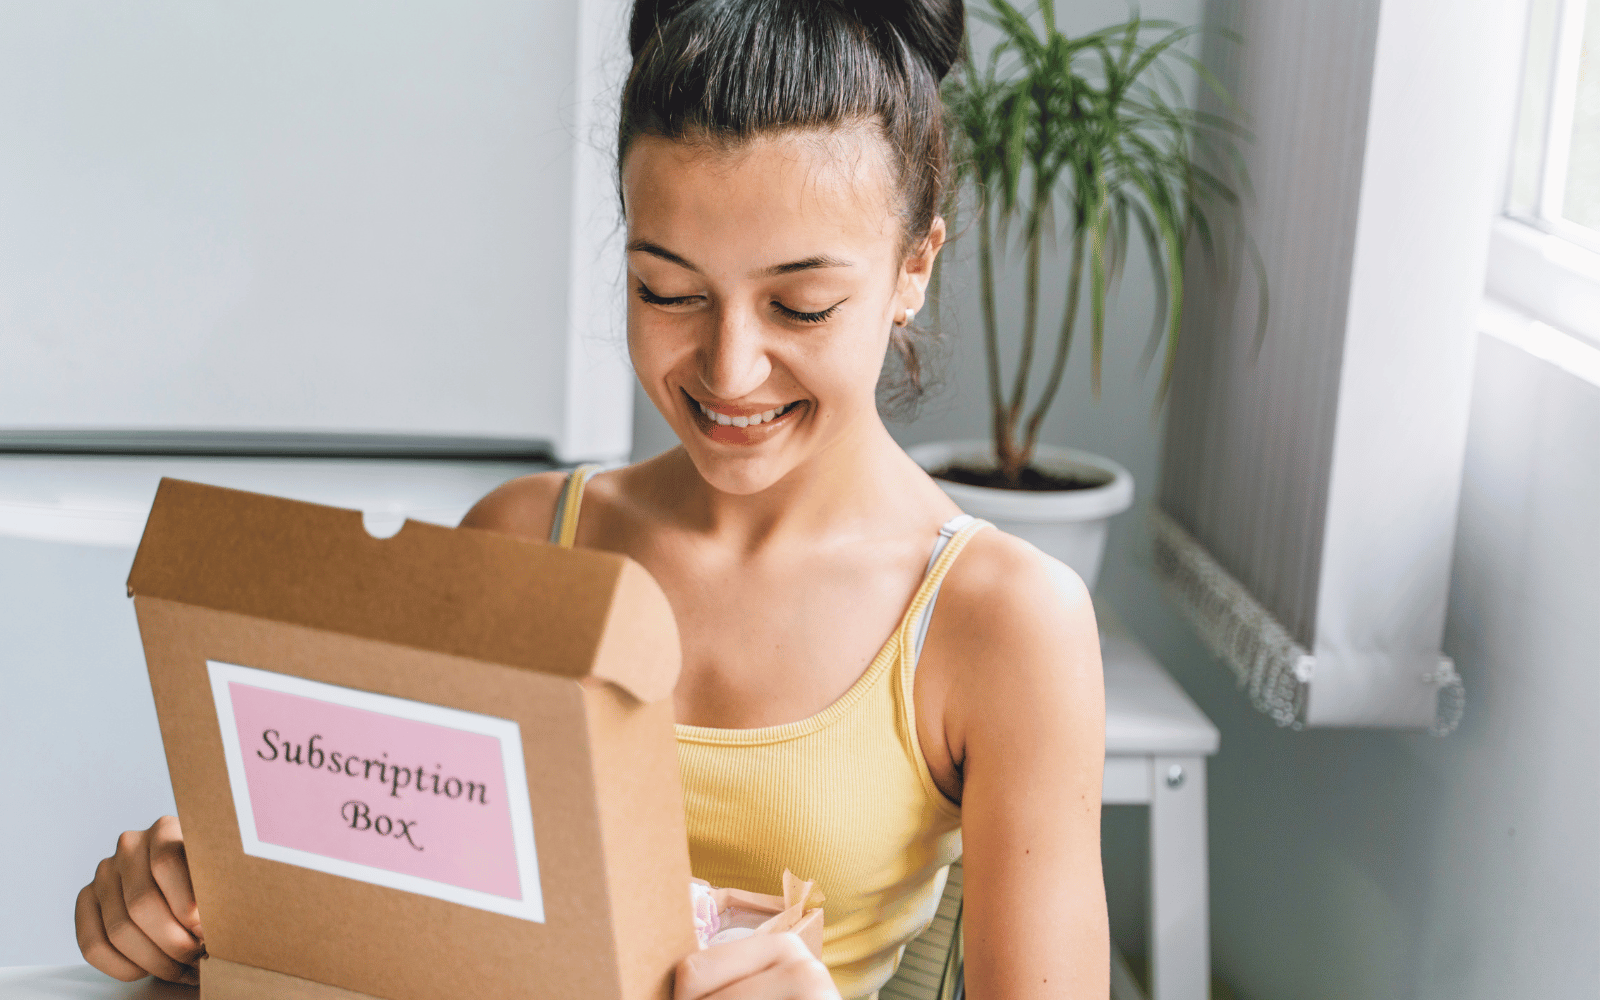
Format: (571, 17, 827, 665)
(1510, 0, 1598, 246)
(1490, 0, 1600, 348)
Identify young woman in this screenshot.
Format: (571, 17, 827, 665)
(75, 2, 1108, 997)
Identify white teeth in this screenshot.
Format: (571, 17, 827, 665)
(698, 400, 797, 427)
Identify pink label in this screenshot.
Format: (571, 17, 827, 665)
(208, 661, 542, 921)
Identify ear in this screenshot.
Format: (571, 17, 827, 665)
(896, 215, 948, 314)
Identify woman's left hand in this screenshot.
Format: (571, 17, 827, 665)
(675, 932, 840, 1000)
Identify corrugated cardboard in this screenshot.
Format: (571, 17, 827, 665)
(128, 478, 696, 1000)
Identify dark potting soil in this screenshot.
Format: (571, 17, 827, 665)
(931, 463, 1105, 492)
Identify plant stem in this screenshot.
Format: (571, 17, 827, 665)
(977, 189, 1007, 470)
(1022, 223, 1086, 459)
(1003, 203, 1045, 483)
(1154, 210, 1186, 403)
(1088, 179, 1109, 399)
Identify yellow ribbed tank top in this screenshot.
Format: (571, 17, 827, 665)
(552, 465, 988, 999)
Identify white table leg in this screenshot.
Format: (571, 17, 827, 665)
(1148, 755, 1209, 1000)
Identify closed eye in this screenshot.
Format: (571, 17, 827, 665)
(636, 283, 701, 307)
(774, 298, 847, 324)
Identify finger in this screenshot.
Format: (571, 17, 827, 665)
(706, 956, 836, 1000)
(122, 834, 203, 965)
(96, 852, 195, 984)
(676, 932, 816, 1000)
(76, 880, 147, 983)
(147, 816, 204, 943)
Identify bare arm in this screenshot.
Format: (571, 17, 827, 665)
(945, 537, 1109, 999)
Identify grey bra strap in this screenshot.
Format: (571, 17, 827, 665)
(911, 514, 977, 665)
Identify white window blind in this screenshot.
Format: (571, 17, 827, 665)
(1153, 0, 1526, 731)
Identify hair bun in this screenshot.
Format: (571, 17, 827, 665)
(854, 0, 965, 81)
(630, 1, 966, 81)
(628, 0, 698, 59)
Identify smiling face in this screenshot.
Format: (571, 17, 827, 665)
(622, 127, 942, 497)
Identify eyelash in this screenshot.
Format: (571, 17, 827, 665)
(636, 285, 697, 307)
(635, 283, 843, 325)
(774, 300, 841, 324)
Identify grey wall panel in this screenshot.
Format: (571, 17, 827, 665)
(0, 2, 631, 457)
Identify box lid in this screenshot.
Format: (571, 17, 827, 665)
(127, 477, 679, 702)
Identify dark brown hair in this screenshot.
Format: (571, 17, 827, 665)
(618, 0, 964, 416)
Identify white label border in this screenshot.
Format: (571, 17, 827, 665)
(206, 660, 544, 923)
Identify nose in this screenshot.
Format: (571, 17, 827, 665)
(696, 302, 772, 402)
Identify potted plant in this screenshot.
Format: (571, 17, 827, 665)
(908, 0, 1260, 589)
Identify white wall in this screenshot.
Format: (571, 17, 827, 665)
(1111, 331, 1600, 998)
(0, 537, 176, 955)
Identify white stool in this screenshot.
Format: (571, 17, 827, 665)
(1102, 628, 1220, 1000)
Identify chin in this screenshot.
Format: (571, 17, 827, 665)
(679, 445, 796, 497)
(662, 386, 826, 495)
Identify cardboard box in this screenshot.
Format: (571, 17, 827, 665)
(128, 478, 696, 1000)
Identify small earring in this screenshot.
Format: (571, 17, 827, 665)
(901, 307, 917, 327)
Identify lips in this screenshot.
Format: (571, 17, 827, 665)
(682, 388, 807, 443)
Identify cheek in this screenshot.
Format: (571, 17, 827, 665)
(795, 322, 894, 407)
(626, 323, 686, 422)
(848, 305, 896, 379)
(626, 309, 691, 383)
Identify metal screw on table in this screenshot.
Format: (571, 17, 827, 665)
(1165, 764, 1186, 789)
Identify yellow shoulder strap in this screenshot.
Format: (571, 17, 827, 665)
(549, 464, 604, 548)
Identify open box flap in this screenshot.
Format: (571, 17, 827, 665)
(127, 477, 680, 702)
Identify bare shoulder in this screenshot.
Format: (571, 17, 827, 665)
(933, 526, 1104, 753)
(939, 526, 1097, 655)
(458, 469, 571, 541)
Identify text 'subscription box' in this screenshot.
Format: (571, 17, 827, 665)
(207, 660, 543, 922)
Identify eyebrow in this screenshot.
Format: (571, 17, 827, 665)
(626, 239, 854, 278)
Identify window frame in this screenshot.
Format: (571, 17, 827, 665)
(1486, 217, 1600, 349)
(1488, 0, 1600, 349)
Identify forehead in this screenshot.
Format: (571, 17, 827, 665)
(621, 128, 901, 265)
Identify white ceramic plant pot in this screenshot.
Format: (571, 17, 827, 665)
(905, 439, 1135, 591)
